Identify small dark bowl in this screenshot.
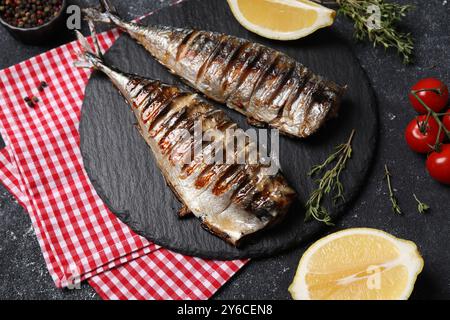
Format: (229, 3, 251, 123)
(0, 0, 68, 45)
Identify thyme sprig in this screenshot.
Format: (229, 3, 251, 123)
(384, 164, 402, 215)
(413, 194, 430, 214)
(305, 129, 356, 226)
(313, 0, 414, 64)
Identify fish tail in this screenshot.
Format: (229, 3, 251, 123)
(73, 23, 105, 70)
(83, 0, 121, 25)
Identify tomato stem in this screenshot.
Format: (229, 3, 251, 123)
(411, 89, 450, 140)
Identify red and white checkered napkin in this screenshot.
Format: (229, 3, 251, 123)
(0, 26, 247, 299)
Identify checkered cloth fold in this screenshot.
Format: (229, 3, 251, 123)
(0, 11, 246, 299)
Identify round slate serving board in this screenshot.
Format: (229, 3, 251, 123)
(80, 0, 378, 260)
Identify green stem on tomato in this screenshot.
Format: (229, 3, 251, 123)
(418, 111, 432, 134)
(435, 122, 444, 151)
(411, 89, 450, 144)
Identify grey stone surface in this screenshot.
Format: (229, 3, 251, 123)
(0, 0, 449, 300)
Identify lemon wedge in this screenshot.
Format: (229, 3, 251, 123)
(289, 228, 424, 300)
(227, 0, 336, 40)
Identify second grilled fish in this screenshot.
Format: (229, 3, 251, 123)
(75, 31, 296, 246)
(84, 0, 346, 139)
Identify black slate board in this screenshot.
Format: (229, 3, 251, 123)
(79, 0, 378, 260)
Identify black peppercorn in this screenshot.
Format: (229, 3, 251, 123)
(0, 0, 63, 28)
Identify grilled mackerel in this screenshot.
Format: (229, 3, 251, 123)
(84, 0, 346, 138)
(75, 32, 295, 246)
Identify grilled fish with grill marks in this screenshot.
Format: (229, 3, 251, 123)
(75, 31, 296, 246)
(84, 0, 346, 138)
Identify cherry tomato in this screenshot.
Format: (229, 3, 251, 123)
(408, 78, 449, 114)
(443, 109, 450, 132)
(405, 115, 444, 153)
(426, 144, 450, 185)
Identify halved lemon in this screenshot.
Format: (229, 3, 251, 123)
(289, 228, 424, 300)
(227, 0, 336, 40)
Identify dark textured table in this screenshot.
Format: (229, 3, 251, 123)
(0, 0, 449, 300)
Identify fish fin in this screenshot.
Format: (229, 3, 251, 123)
(178, 205, 193, 219)
(74, 20, 108, 70)
(99, 0, 119, 16)
(74, 30, 104, 70)
(83, 0, 121, 25)
(87, 20, 103, 59)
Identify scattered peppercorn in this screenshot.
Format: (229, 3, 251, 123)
(37, 80, 48, 91)
(0, 0, 63, 29)
(24, 96, 34, 108)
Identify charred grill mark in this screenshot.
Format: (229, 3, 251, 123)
(141, 88, 181, 125)
(249, 179, 273, 212)
(269, 66, 300, 123)
(126, 78, 147, 99)
(222, 43, 262, 99)
(178, 134, 220, 179)
(227, 47, 277, 110)
(219, 41, 249, 92)
(148, 92, 190, 131)
(178, 110, 235, 180)
(139, 85, 164, 117)
(247, 52, 281, 108)
(133, 81, 159, 109)
(193, 164, 214, 188)
(159, 99, 207, 156)
(298, 77, 321, 128)
(279, 67, 312, 122)
(195, 163, 227, 189)
(212, 165, 243, 196)
(265, 61, 296, 108)
(232, 176, 259, 209)
(176, 30, 199, 61)
(180, 31, 219, 63)
(199, 36, 244, 94)
(169, 132, 194, 164)
(196, 34, 227, 84)
(164, 28, 193, 63)
(141, 94, 171, 124)
(152, 106, 187, 139)
(158, 116, 191, 154)
(179, 157, 206, 179)
(301, 80, 338, 133)
(160, 106, 199, 156)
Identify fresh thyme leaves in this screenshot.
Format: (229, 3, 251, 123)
(384, 164, 402, 215)
(339, 0, 414, 64)
(313, 0, 414, 64)
(413, 194, 430, 214)
(305, 129, 356, 226)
